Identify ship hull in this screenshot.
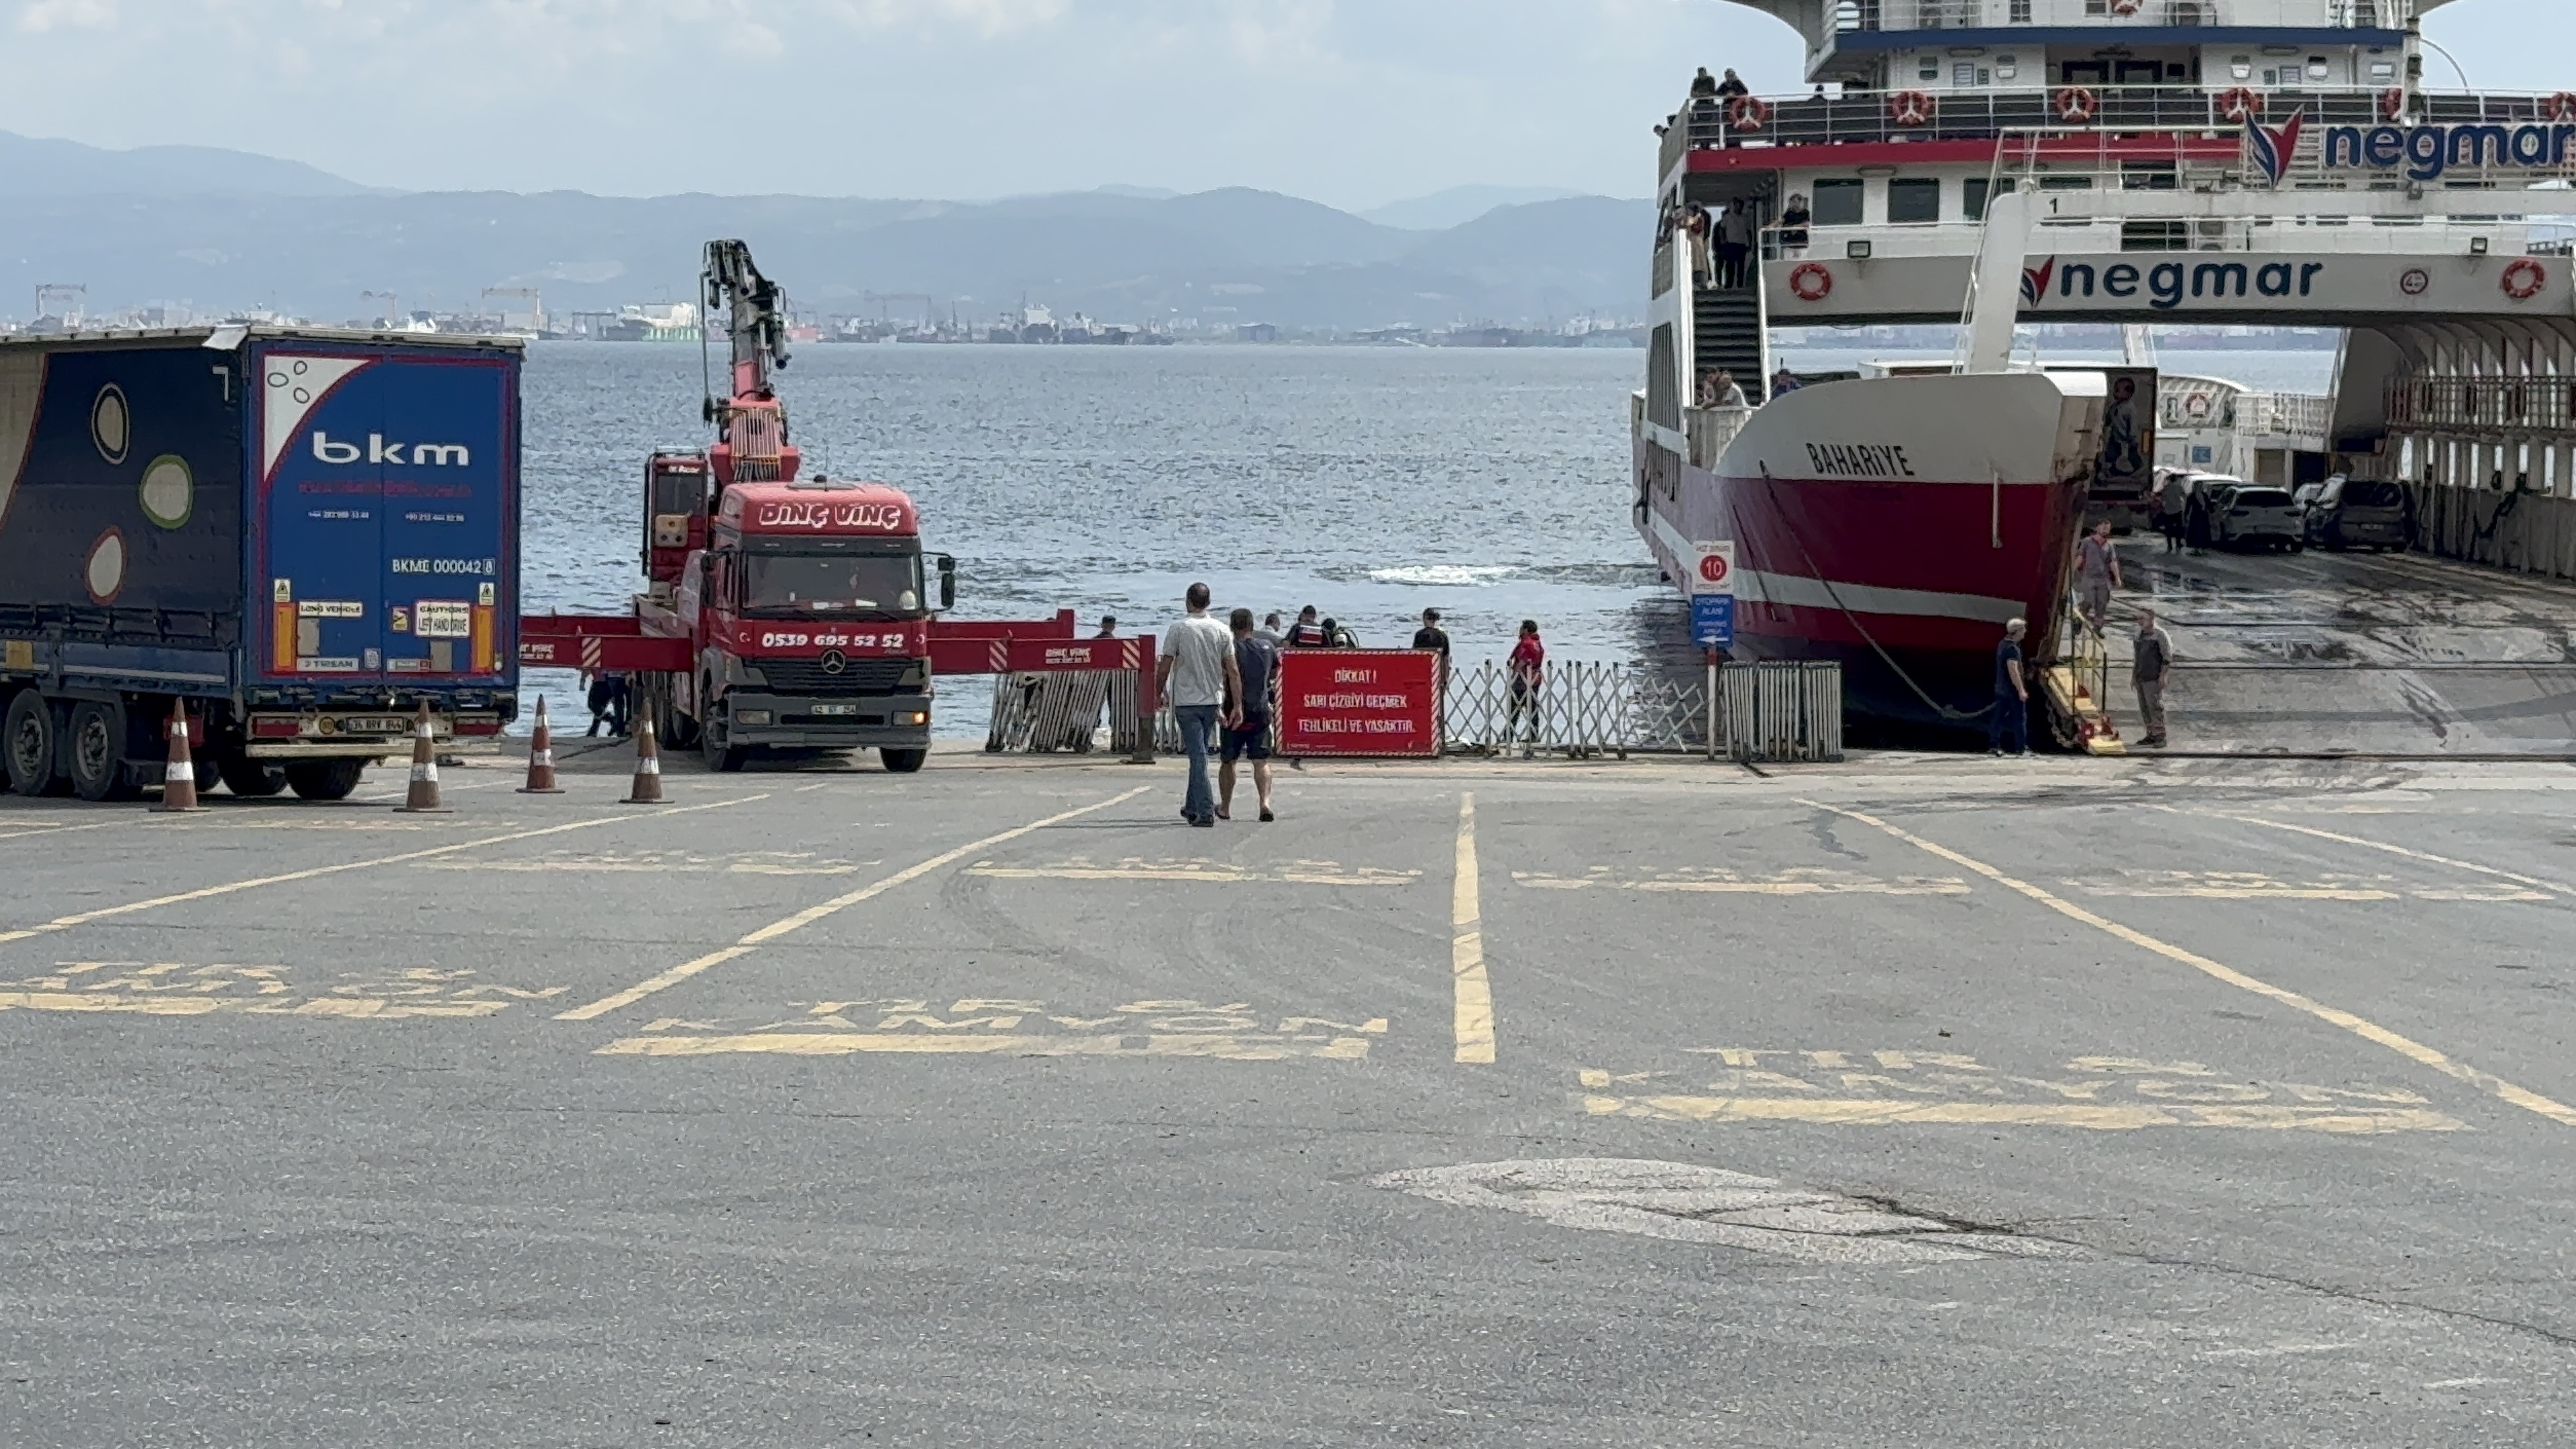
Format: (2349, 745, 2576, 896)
(1635, 372, 2100, 739)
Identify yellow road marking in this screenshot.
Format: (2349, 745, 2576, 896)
(966, 860, 1418, 886)
(555, 787, 1151, 1021)
(1452, 792, 1495, 1065)
(0, 797, 759, 946)
(2209, 812, 2573, 899)
(1580, 1093, 2464, 1134)
(1513, 869, 1968, 896)
(596, 1032, 1371, 1060)
(0, 990, 515, 1018)
(0, 820, 135, 844)
(1805, 800, 2576, 1129)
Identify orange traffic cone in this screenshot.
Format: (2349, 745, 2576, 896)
(517, 696, 565, 795)
(621, 714, 664, 804)
(153, 699, 205, 813)
(398, 700, 451, 813)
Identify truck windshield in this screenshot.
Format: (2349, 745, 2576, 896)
(744, 554, 920, 616)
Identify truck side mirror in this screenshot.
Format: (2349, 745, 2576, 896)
(936, 554, 957, 611)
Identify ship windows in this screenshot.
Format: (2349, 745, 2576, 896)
(1918, 55, 1941, 81)
(2307, 56, 2329, 80)
(2230, 56, 2253, 81)
(1963, 177, 1993, 220)
(2369, 60, 2397, 81)
(1888, 178, 1942, 224)
(2008, 0, 2029, 20)
(1812, 178, 1865, 227)
(1996, 54, 2019, 80)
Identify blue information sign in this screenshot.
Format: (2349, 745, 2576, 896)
(1691, 592, 1735, 650)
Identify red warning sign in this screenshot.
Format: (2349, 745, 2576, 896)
(1278, 649, 1439, 757)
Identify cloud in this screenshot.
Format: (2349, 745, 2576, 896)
(16, 0, 115, 32)
(824, 0, 1069, 37)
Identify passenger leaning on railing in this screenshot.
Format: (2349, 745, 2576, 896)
(1776, 194, 1810, 258)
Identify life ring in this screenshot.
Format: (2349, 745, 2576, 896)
(2181, 392, 2216, 423)
(1727, 95, 1773, 133)
(2502, 258, 2548, 301)
(2053, 86, 2098, 123)
(1787, 262, 1834, 302)
(2218, 87, 2265, 123)
(2547, 92, 2576, 124)
(2379, 87, 2408, 120)
(1888, 90, 1936, 128)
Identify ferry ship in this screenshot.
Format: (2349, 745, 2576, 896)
(1636, 0, 2574, 739)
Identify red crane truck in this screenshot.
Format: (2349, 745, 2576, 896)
(525, 241, 955, 773)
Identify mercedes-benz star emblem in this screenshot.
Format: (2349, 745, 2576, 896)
(820, 649, 847, 675)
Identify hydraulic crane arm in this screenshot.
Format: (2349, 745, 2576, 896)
(699, 238, 797, 485)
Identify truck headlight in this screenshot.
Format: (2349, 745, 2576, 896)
(735, 708, 773, 725)
(902, 710, 928, 726)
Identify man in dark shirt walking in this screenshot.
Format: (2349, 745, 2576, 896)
(1990, 618, 2029, 757)
(2133, 608, 2175, 748)
(1220, 608, 1280, 822)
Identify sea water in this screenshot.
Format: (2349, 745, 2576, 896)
(519, 341, 2334, 737)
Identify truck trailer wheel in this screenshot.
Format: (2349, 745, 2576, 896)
(217, 752, 290, 798)
(880, 747, 928, 774)
(284, 759, 366, 801)
(67, 700, 140, 802)
(5, 690, 63, 797)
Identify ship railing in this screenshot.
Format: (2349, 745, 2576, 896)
(1836, 0, 2408, 28)
(1765, 215, 2554, 261)
(1132, 659, 1843, 763)
(1677, 85, 2569, 157)
(1684, 405, 1754, 470)
(2385, 376, 2576, 436)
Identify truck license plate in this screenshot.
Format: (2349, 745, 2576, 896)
(339, 716, 420, 735)
(811, 703, 859, 716)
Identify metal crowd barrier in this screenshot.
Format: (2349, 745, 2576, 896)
(1012, 657, 1843, 763)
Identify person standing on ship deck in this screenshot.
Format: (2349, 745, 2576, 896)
(1713, 370, 1749, 409)
(1684, 206, 1715, 288)
(1714, 68, 1749, 99)
(1159, 582, 1240, 828)
(1717, 199, 1754, 289)
(2074, 521, 2122, 633)
(1777, 193, 1811, 258)
(1991, 619, 2031, 757)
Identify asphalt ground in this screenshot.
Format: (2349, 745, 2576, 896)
(5, 741, 2576, 1446)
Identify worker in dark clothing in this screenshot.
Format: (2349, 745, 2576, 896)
(1285, 606, 1330, 649)
(1715, 68, 1750, 99)
(1990, 619, 2030, 757)
(2133, 608, 2175, 748)
(1690, 67, 1719, 101)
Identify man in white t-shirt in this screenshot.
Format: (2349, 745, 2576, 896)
(1159, 582, 1241, 827)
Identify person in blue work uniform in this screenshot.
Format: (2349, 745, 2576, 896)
(1990, 618, 2029, 757)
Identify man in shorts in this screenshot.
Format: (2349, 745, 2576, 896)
(1220, 607, 1279, 822)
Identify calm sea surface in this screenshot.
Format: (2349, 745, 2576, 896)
(517, 341, 2334, 736)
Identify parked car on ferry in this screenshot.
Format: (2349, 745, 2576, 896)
(2206, 480, 2304, 551)
(2299, 476, 2412, 551)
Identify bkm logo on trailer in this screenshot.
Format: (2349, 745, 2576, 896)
(311, 432, 472, 467)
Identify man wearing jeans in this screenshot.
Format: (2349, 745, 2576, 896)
(1159, 582, 1240, 828)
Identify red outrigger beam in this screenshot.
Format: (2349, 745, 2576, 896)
(518, 608, 1160, 755)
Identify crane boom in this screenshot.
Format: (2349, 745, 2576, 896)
(698, 239, 798, 487)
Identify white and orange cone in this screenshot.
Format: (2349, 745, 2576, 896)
(517, 696, 565, 795)
(398, 700, 451, 813)
(621, 714, 664, 804)
(153, 699, 206, 813)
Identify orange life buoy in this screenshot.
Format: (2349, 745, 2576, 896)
(2218, 87, 2265, 123)
(2502, 258, 2548, 301)
(1787, 263, 1833, 302)
(1888, 90, 1936, 128)
(1727, 95, 1773, 133)
(2547, 92, 2576, 124)
(2053, 86, 2098, 123)
(2378, 87, 2408, 120)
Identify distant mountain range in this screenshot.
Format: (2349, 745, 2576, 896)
(0, 130, 1648, 331)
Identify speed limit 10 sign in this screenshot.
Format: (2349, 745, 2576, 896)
(1690, 541, 1735, 596)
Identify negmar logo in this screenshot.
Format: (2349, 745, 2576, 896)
(311, 431, 470, 466)
(2242, 110, 2308, 188)
(2027, 257, 2327, 311)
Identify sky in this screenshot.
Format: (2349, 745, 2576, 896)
(1, 0, 2557, 209)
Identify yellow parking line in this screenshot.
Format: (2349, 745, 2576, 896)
(2210, 812, 2571, 898)
(1580, 1093, 2464, 1134)
(1452, 792, 1495, 1065)
(0, 796, 759, 946)
(596, 1032, 1371, 1060)
(0, 820, 135, 844)
(1805, 799, 2576, 1129)
(555, 786, 1151, 1021)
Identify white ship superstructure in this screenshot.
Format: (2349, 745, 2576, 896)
(1638, 0, 2575, 737)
